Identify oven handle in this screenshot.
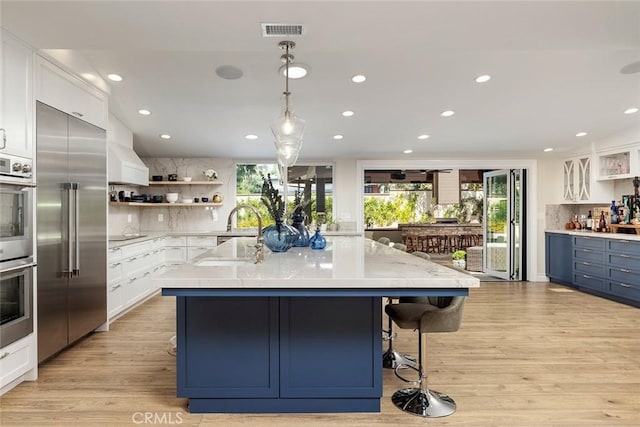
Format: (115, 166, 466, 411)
(0, 128, 6, 149)
(0, 260, 35, 275)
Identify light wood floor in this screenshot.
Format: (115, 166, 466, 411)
(1, 282, 638, 426)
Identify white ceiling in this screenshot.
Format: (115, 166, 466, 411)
(2, 1, 640, 161)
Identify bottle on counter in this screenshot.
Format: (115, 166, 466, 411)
(610, 200, 619, 224)
(586, 210, 593, 230)
(598, 211, 607, 232)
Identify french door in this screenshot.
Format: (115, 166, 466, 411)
(483, 170, 526, 280)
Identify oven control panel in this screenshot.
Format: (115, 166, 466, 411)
(0, 154, 32, 179)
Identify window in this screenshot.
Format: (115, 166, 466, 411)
(235, 163, 333, 228)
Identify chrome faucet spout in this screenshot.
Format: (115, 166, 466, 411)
(226, 205, 264, 263)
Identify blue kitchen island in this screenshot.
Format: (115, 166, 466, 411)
(157, 237, 479, 413)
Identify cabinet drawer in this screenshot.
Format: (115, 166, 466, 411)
(573, 273, 606, 292)
(187, 236, 217, 247)
(573, 247, 605, 263)
(121, 241, 154, 258)
(573, 236, 605, 251)
(607, 239, 640, 256)
(164, 236, 187, 247)
(0, 335, 33, 389)
(607, 253, 640, 271)
(573, 261, 605, 278)
(164, 247, 187, 263)
(107, 281, 124, 319)
(609, 281, 640, 302)
(123, 252, 152, 274)
(608, 267, 640, 286)
(108, 246, 123, 261)
(107, 260, 123, 283)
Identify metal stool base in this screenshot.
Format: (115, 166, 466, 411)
(382, 348, 416, 370)
(391, 387, 456, 418)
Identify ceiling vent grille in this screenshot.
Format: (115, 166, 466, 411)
(261, 23, 304, 37)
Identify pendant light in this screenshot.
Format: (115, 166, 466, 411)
(271, 40, 306, 167)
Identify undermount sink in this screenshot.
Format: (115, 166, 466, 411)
(194, 258, 254, 267)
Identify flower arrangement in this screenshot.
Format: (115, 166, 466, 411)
(203, 169, 218, 180)
(452, 250, 466, 260)
(292, 189, 311, 216)
(260, 173, 285, 225)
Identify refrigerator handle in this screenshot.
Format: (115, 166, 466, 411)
(73, 182, 80, 276)
(63, 182, 73, 277)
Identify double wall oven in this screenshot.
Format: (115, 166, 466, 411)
(1, 153, 35, 348)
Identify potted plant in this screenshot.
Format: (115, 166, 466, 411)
(260, 173, 298, 252)
(452, 250, 466, 269)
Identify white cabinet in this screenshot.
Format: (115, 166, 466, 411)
(107, 237, 166, 321)
(164, 236, 187, 265)
(561, 154, 613, 203)
(35, 56, 107, 129)
(1, 30, 33, 158)
(0, 334, 35, 393)
(596, 144, 640, 180)
(186, 235, 217, 260)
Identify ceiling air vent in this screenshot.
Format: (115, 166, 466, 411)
(261, 23, 304, 37)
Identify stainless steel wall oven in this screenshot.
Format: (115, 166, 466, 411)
(0, 258, 34, 347)
(0, 182, 33, 263)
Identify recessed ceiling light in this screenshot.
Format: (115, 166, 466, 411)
(280, 63, 309, 79)
(244, 134, 258, 140)
(159, 134, 172, 140)
(440, 110, 455, 117)
(332, 134, 343, 140)
(623, 107, 639, 114)
(417, 134, 430, 140)
(107, 74, 123, 82)
(351, 74, 366, 83)
(575, 132, 587, 137)
(403, 149, 413, 154)
(342, 110, 354, 117)
(138, 109, 151, 116)
(475, 75, 491, 83)
(544, 148, 554, 152)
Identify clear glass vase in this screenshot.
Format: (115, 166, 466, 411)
(262, 221, 299, 252)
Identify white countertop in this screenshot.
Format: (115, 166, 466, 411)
(545, 229, 640, 241)
(154, 236, 480, 289)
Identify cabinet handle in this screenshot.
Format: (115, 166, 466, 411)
(144, 271, 151, 276)
(110, 262, 121, 267)
(582, 274, 593, 279)
(581, 249, 591, 253)
(619, 254, 630, 258)
(0, 128, 6, 149)
(582, 261, 591, 266)
(0, 351, 9, 360)
(127, 256, 138, 262)
(620, 269, 630, 273)
(128, 277, 137, 283)
(111, 283, 122, 290)
(619, 240, 630, 243)
(618, 283, 631, 288)
(71, 111, 84, 118)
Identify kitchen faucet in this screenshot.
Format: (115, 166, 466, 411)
(226, 205, 264, 263)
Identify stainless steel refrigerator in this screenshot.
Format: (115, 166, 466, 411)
(36, 101, 107, 363)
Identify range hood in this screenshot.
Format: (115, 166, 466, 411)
(108, 144, 148, 186)
(107, 113, 149, 186)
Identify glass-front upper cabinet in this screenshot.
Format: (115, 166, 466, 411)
(561, 154, 613, 203)
(596, 144, 639, 180)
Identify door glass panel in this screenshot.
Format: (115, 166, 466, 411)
(484, 171, 508, 278)
(512, 170, 522, 280)
(0, 189, 25, 239)
(0, 274, 25, 325)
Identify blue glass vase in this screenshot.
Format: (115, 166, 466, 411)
(291, 211, 310, 247)
(262, 221, 298, 252)
(309, 227, 326, 250)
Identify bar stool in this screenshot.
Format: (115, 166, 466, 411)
(382, 241, 416, 370)
(385, 296, 466, 417)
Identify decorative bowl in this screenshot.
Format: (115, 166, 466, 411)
(166, 193, 179, 203)
(181, 198, 194, 204)
(183, 176, 192, 182)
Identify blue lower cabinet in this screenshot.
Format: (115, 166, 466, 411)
(545, 233, 572, 284)
(609, 281, 640, 302)
(176, 296, 383, 413)
(573, 272, 607, 292)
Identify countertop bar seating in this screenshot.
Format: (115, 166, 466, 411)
(157, 236, 479, 413)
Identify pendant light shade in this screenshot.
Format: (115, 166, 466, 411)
(270, 41, 305, 167)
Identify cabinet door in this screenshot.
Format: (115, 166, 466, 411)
(0, 335, 34, 389)
(1, 31, 33, 158)
(35, 57, 107, 129)
(562, 160, 575, 201)
(545, 233, 572, 284)
(576, 157, 591, 201)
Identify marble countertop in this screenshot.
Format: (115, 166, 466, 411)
(545, 229, 640, 241)
(154, 236, 480, 290)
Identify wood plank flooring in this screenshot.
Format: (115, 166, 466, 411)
(1, 282, 638, 426)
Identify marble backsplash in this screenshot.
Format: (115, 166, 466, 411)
(109, 157, 237, 235)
